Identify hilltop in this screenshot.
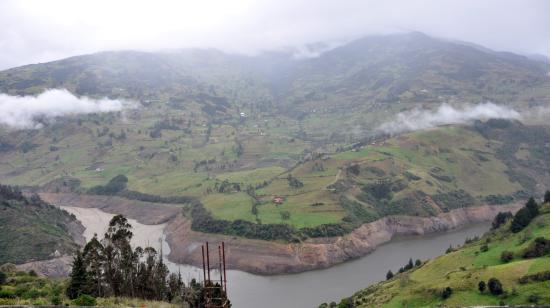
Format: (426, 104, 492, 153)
(325, 198, 550, 307)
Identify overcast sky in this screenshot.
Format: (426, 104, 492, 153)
(1, 0, 549, 70)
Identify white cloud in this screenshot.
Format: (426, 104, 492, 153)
(378, 103, 522, 134)
(0, 89, 133, 129)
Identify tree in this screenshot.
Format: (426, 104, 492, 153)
(545, 191, 550, 203)
(478, 281, 486, 293)
(500, 251, 514, 263)
(82, 234, 105, 297)
(404, 258, 414, 270)
(0, 271, 6, 285)
(511, 207, 532, 233)
(441, 287, 453, 299)
(488, 278, 503, 295)
(525, 197, 539, 218)
(415, 259, 422, 267)
(386, 270, 394, 280)
(66, 250, 89, 299)
(492, 211, 513, 230)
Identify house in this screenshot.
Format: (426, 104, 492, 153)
(273, 196, 285, 205)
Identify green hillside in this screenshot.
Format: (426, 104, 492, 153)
(0, 185, 81, 264)
(325, 199, 550, 307)
(0, 33, 549, 241)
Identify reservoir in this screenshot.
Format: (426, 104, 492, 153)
(61, 206, 490, 308)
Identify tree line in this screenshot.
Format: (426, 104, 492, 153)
(66, 214, 221, 307)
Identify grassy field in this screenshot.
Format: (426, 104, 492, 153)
(333, 202, 550, 307)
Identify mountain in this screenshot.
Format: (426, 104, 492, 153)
(0, 32, 549, 243)
(0, 184, 83, 264)
(326, 199, 550, 307)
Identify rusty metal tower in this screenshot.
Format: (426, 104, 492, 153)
(202, 241, 229, 308)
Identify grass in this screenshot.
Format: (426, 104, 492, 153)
(343, 203, 550, 307)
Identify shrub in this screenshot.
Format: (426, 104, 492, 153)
(73, 294, 97, 306)
(488, 278, 504, 295)
(441, 287, 453, 299)
(480, 244, 489, 252)
(528, 294, 540, 304)
(0, 289, 15, 299)
(522, 237, 550, 258)
(544, 190, 550, 203)
(478, 281, 486, 293)
(386, 270, 394, 280)
(500, 251, 514, 263)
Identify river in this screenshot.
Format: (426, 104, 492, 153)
(60, 206, 490, 308)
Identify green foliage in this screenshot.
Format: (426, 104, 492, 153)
(522, 237, 550, 258)
(488, 278, 504, 295)
(66, 251, 88, 299)
(0, 184, 79, 264)
(441, 287, 452, 299)
(88, 174, 128, 195)
(492, 211, 513, 230)
(545, 191, 550, 203)
(287, 174, 304, 188)
(478, 281, 486, 293)
(73, 294, 97, 306)
(0, 271, 6, 285)
(386, 270, 394, 280)
(432, 190, 475, 212)
(500, 251, 514, 263)
(511, 198, 539, 233)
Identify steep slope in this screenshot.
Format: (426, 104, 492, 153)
(327, 200, 550, 307)
(0, 184, 83, 264)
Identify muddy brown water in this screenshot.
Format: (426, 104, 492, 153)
(61, 206, 490, 308)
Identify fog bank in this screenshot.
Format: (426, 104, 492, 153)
(0, 89, 133, 129)
(378, 103, 522, 134)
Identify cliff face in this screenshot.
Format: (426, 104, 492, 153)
(39, 192, 521, 275)
(165, 203, 522, 275)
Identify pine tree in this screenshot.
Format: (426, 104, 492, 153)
(544, 191, 550, 203)
(511, 207, 532, 233)
(66, 250, 89, 299)
(386, 270, 394, 280)
(525, 197, 539, 218)
(82, 234, 105, 297)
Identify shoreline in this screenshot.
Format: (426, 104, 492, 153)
(38, 192, 522, 275)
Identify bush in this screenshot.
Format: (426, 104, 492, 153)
(528, 294, 540, 304)
(441, 287, 452, 299)
(50, 295, 62, 305)
(488, 278, 504, 295)
(73, 294, 97, 306)
(0, 289, 15, 299)
(500, 251, 514, 263)
(386, 270, 394, 280)
(478, 281, 486, 293)
(480, 244, 489, 252)
(522, 237, 550, 258)
(544, 191, 550, 203)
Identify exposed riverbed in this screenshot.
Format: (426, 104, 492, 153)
(61, 205, 490, 308)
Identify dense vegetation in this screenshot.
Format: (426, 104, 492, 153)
(323, 194, 550, 307)
(0, 184, 80, 264)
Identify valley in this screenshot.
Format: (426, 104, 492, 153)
(0, 32, 549, 275)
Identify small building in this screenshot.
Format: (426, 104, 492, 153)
(273, 196, 285, 205)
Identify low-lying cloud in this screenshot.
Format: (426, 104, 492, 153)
(378, 103, 522, 135)
(0, 89, 133, 129)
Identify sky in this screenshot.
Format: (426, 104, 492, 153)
(1, 0, 550, 70)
